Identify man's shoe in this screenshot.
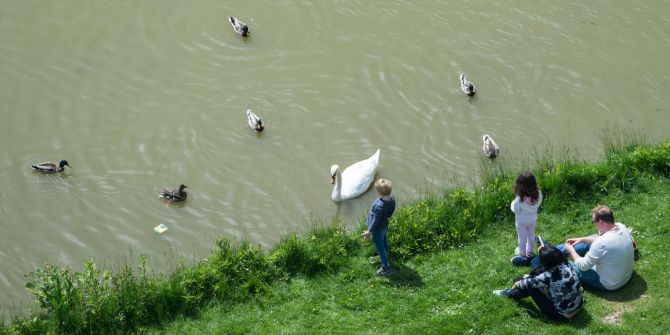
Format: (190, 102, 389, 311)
(511, 256, 530, 267)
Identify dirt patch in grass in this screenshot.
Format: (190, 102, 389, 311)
(602, 294, 648, 325)
(602, 303, 627, 325)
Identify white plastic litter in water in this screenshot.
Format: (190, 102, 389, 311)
(154, 224, 168, 234)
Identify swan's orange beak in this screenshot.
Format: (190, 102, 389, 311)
(331, 176, 335, 185)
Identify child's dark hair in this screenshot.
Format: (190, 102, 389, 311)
(538, 245, 566, 269)
(514, 171, 540, 201)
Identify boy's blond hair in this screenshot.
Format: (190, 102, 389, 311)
(374, 179, 392, 196)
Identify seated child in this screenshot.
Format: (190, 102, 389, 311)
(494, 245, 584, 321)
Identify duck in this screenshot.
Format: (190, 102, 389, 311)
(229, 16, 250, 37)
(460, 73, 477, 96)
(482, 134, 499, 158)
(330, 148, 380, 202)
(246, 109, 264, 132)
(159, 184, 188, 202)
(31, 160, 70, 173)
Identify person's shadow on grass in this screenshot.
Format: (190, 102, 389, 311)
(517, 272, 646, 326)
(516, 300, 593, 328)
(588, 271, 647, 302)
(383, 263, 424, 289)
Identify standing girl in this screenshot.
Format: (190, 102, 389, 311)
(511, 171, 542, 265)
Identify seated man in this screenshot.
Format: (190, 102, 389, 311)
(562, 205, 635, 291)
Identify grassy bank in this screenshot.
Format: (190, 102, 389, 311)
(153, 178, 669, 334)
(2, 136, 669, 334)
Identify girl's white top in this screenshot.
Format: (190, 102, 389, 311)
(510, 190, 543, 224)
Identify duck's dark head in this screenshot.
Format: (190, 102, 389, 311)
(59, 160, 70, 168)
(467, 84, 474, 92)
(241, 25, 249, 37)
(179, 184, 188, 192)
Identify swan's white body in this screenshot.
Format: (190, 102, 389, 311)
(330, 149, 380, 202)
(246, 109, 264, 131)
(482, 134, 499, 158)
(460, 73, 477, 96)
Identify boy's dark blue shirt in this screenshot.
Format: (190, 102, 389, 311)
(367, 196, 396, 232)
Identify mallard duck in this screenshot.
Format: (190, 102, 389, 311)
(460, 73, 477, 96)
(246, 109, 264, 132)
(482, 134, 499, 158)
(159, 184, 188, 202)
(330, 149, 380, 202)
(32, 160, 70, 173)
(229, 16, 250, 37)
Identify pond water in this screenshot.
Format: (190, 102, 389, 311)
(1, 1, 669, 305)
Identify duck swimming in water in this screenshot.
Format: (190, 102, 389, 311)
(460, 73, 477, 97)
(159, 184, 188, 202)
(246, 109, 264, 132)
(482, 134, 499, 158)
(32, 160, 70, 173)
(229, 16, 250, 37)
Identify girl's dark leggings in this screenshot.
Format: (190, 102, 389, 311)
(507, 287, 567, 322)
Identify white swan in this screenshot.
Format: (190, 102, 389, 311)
(460, 73, 477, 96)
(246, 109, 264, 132)
(330, 148, 380, 202)
(482, 134, 499, 158)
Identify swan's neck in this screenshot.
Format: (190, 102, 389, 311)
(331, 168, 342, 201)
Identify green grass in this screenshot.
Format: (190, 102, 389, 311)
(2, 137, 669, 334)
(151, 177, 669, 334)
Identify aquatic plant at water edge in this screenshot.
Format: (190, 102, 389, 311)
(270, 225, 361, 277)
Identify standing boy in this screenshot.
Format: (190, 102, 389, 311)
(362, 179, 396, 276)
